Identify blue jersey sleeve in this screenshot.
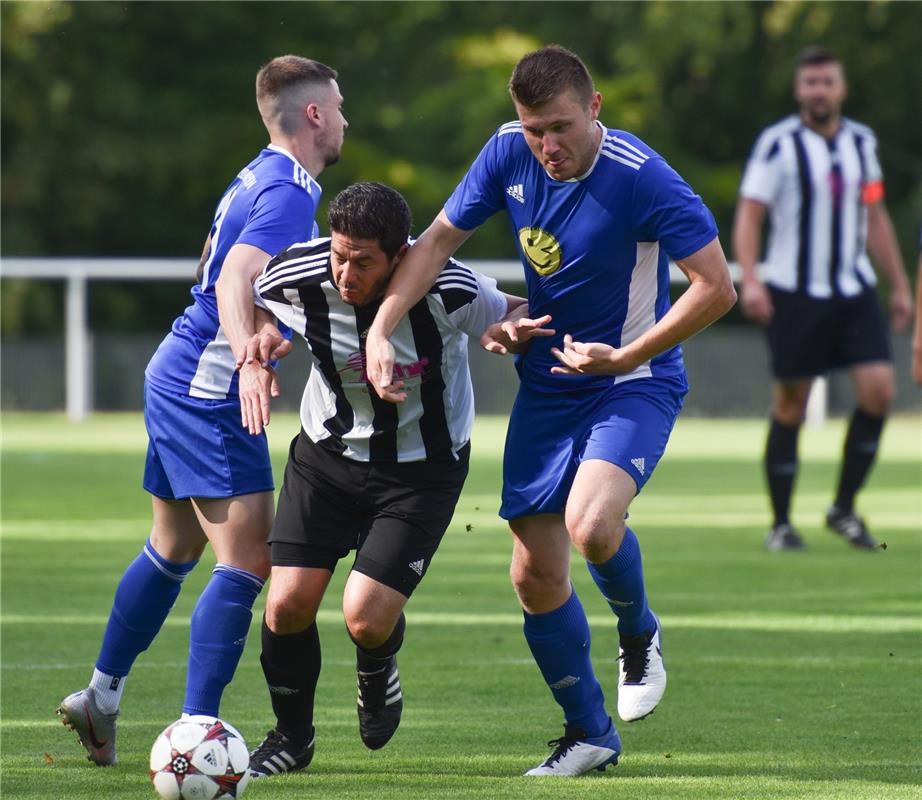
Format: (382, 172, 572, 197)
(237, 182, 319, 256)
(631, 157, 718, 260)
(443, 135, 506, 231)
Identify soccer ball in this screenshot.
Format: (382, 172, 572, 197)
(149, 716, 250, 799)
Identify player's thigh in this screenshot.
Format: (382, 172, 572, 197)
(354, 448, 470, 600)
(765, 287, 835, 381)
(850, 361, 895, 415)
(342, 571, 408, 646)
(566, 459, 636, 559)
(191, 491, 274, 577)
(500, 387, 590, 520)
(265, 565, 335, 634)
(150, 496, 208, 562)
(269, 431, 368, 565)
(143, 381, 274, 501)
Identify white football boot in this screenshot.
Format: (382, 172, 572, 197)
(524, 720, 620, 776)
(617, 614, 666, 722)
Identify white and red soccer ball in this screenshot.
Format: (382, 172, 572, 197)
(150, 717, 250, 800)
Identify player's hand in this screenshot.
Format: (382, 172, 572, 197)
(740, 279, 773, 325)
(369, 379, 408, 404)
(480, 314, 555, 355)
(235, 325, 292, 369)
(550, 334, 638, 375)
(238, 360, 278, 435)
(365, 329, 399, 400)
(889, 284, 913, 333)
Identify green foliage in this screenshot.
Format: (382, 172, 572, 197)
(2, 1, 920, 332)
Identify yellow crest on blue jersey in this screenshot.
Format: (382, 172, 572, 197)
(518, 227, 562, 276)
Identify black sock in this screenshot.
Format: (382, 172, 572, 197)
(259, 617, 320, 745)
(765, 418, 800, 526)
(352, 613, 405, 672)
(834, 409, 885, 513)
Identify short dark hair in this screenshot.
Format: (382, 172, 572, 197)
(256, 55, 338, 133)
(327, 182, 412, 259)
(509, 44, 595, 107)
(795, 45, 842, 71)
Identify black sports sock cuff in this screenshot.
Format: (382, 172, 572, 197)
(353, 613, 406, 664)
(849, 408, 886, 436)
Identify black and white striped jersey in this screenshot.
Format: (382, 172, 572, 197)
(740, 115, 884, 299)
(254, 238, 508, 462)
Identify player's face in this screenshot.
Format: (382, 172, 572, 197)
(330, 232, 406, 307)
(317, 80, 348, 167)
(514, 88, 602, 181)
(794, 63, 846, 126)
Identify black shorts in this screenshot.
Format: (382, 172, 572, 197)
(270, 431, 470, 598)
(766, 286, 892, 380)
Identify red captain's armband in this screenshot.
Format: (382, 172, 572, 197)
(861, 180, 884, 205)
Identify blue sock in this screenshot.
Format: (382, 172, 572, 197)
(523, 590, 610, 737)
(184, 564, 264, 717)
(95, 540, 198, 676)
(587, 527, 655, 637)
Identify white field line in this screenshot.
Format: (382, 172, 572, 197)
(3, 610, 919, 633)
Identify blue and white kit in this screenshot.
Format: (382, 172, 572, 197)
(143, 145, 321, 499)
(444, 120, 718, 515)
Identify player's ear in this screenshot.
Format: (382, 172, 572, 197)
(392, 243, 409, 266)
(589, 91, 602, 120)
(305, 102, 321, 127)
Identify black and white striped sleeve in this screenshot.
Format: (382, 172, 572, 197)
(253, 238, 330, 329)
(430, 257, 508, 338)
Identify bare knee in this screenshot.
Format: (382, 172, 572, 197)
(510, 555, 569, 611)
(344, 613, 395, 650)
(857, 380, 893, 416)
(773, 388, 811, 426)
(566, 510, 626, 563)
(265, 592, 315, 635)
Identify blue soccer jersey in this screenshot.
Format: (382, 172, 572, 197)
(146, 145, 321, 399)
(444, 121, 718, 392)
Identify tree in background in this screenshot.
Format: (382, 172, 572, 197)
(2, 1, 920, 333)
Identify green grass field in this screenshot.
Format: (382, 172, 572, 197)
(2, 413, 920, 800)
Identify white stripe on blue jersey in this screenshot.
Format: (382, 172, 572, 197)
(145, 145, 322, 400)
(443, 119, 717, 393)
(739, 115, 882, 298)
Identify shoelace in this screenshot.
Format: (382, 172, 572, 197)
(542, 725, 586, 766)
(619, 633, 652, 683)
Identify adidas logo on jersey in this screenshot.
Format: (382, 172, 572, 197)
(631, 457, 646, 476)
(506, 184, 525, 204)
(408, 559, 425, 576)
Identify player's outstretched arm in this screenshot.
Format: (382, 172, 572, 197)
(366, 211, 475, 398)
(551, 237, 736, 376)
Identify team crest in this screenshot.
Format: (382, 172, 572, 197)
(518, 227, 562, 276)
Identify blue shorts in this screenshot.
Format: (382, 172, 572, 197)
(142, 380, 274, 500)
(500, 376, 687, 520)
